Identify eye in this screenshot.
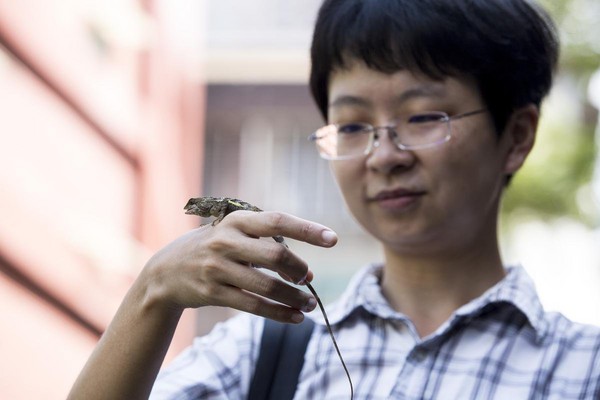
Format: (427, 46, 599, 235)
(337, 123, 371, 134)
(407, 112, 447, 124)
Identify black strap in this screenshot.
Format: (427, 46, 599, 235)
(247, 317, 315, 400)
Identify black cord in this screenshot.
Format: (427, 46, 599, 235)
(305, 281, 354, 399)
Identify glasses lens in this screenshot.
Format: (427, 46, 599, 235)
(311, 112, 452, 159)
(314, 123, 371, 159)
(399, 112, 449, 147)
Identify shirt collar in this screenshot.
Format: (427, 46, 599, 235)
(312, 263, 549, 341)
(452, 264, 549, 340)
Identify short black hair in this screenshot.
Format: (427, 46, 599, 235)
(309, 0, 559, 134)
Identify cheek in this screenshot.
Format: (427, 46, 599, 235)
(441, 136, 505, 204)
(330, 162, 364, 203)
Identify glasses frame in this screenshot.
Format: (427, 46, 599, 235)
(309, 108, 487, 160)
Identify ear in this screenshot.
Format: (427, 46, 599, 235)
(501, 104, 539, 175)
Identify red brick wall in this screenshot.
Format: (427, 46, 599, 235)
(0, 1, 205, 397)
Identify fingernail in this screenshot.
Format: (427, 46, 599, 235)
(321, 229, 337, 245)
(302, 297, 317, 312)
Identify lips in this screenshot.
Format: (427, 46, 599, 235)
(371, 188, 424, 200)
(369, 188, 426, 210)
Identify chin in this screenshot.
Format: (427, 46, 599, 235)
(376, 224, 447, 253)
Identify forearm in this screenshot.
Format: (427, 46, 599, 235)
(67, 279, 183, 400)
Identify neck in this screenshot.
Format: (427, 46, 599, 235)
(380, 231, 505, 338)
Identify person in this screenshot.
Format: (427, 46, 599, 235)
(68, 0, 600, 399)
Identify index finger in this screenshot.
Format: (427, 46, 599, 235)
(231, 210, 338, 248)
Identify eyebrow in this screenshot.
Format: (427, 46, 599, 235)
(328, 84, 446, 110)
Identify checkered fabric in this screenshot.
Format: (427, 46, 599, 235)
(150, 264, 600, 399)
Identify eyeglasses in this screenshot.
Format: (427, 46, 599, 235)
(308, 109, 487, 160)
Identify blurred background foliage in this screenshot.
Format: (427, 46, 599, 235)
(501, 0, 600, 228)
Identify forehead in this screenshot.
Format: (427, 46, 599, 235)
(327, 61, 481, 111)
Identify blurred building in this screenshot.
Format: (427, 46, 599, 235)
(0, 1, 205, 398)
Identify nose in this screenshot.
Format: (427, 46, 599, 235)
(366, 127, 415, 173)
(372, 126, 400, 149)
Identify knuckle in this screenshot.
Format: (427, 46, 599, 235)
(205, 235, 233, 255)
(221, 210, 244, 226)
(268, 244, 290, 265)
(196, 259, 227, 288)
(244, 298, 264, 315)
(255, 276, 281, 296)
(199, 260, 220, 278)
(299, 222, 315, 241)
(199, 280, 223, 301)
(265, 212, 285, 230)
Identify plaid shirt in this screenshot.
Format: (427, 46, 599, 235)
(150, 265, 600, 399)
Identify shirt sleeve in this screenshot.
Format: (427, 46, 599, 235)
(149, 312, 264, 400)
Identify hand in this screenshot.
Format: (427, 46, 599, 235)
(139, 210, 338, 323)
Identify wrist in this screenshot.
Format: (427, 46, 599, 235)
(135, 264, 186, 319)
